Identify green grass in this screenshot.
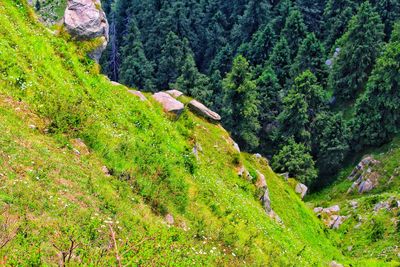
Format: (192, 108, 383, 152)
(308, 137, 400, 264)
(0, 0, 396, 265)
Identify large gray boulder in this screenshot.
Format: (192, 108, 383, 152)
(188, 100, 221, 122)
(64, 0, 109, 61)
(295, 183, 308, 199)
(152, 92, 184, 114)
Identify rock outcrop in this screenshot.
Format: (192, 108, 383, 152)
(347, 156, 380, 194)
(63, 0, 109, 61)
(255, 170, 282, 224)
(128, 90, 147, 101)
(152, 92, 184, 115)
(314, 205, 348, 229)
(295, 183, 308, 199)
(188, 100, 221, 122)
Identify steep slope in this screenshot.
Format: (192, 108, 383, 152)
(308, 139, 400, 264)
(0, 0, 392, 266)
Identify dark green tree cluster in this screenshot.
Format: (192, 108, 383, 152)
(100, 0, 399, 187)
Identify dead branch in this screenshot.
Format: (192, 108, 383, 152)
(109, 224, 122, 267)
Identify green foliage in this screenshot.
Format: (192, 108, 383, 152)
(281, 7, 308, 58)
(352, 39, 400, 148)
(156, 32, 189, 89)
(291, 33, 328, 84)
(119, 19, 155, 91)
(329, 2, 384, 101)
(268, 37, 291, 87)
(272, 138, 318, 185)
(223, 55, 260, 150)
(237, 23, 276, 66)
(322, 0, 358, 49)
(311, 112, 349, 175)
(0, 2, 355, 265)
(279, 71, 326, 144)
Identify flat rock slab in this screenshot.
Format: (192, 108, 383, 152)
(152, 92, 184, 114)
(188, 100, 221, 122)
(128, 90, 147, 101)
(165, 89, 183, 99)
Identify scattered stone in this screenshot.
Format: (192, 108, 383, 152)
(260, 186, 272, 213)
(268, 210, 283, 225)
(313, 207, 323, 214)
(254, 153, 262, 159)
(165, 89, 183, 99)
(71, 138, 90, 156)
(330, 261, 344, 267)
(188, 100, 221, 122)
(111, 81, 122, 86)
(63, 0, 109, 62)
(152, 92, 184, 115)
(331, 215, 349, 229)
(192, 143, 202, 159)
(314, 205, 347, 229)
(101, 166, 110, 176)
(29, 124, 37, 130)
(373, 201, 390, 212)
(280, 173, 289, 181)
(165, 214, 174, 225)
(295, 183, 308, 199)
(255, 170, 267, 188)
(347, 155, 381, 194)
(349, 200, 358, 209)
(233, 142, 240, 153)
(128, 90, 147, 101)
(237, 165, 251, 180)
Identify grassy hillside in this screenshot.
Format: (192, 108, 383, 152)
(308, 138, 400, 264)
(0, 0, 395, 266)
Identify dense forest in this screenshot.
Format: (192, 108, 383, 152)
(99, 0, 400, 188)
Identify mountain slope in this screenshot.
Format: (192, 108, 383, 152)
(0, 0, 395, 266)
(308, 138, 400, 264)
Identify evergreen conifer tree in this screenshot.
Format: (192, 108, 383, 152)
(329, 2, 384, 101)
(223, 55, 260, 150)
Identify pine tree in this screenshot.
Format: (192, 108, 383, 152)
(208, 44, 234, 76)
(223, 55, 260, 150)
(119, 19, 154, 91)
(293, 70, 326, 113)
(279, 71, 326, 145)
(272, 138, 318, 185)
(238, 23, 276, 66)
(291, 33, 328, 84)
(230, 0, 272, 47)
(256, 66, 282, 151)
(353, 36, 400, 148)
(329, 2, 384, 101)
(173, 53, 213, 106)
(268, 37, 291, 87)
(322, 0, 358, 49)
(370, 0, 400, 40)
(156, 32, 187, 89)
(296, 0, 327, 33)
(311, 112, 349, 175)
(281, 8, 308, 58)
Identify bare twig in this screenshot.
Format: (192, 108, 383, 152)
(52, 236, 79, 267)
(109, 224, 122, 267)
